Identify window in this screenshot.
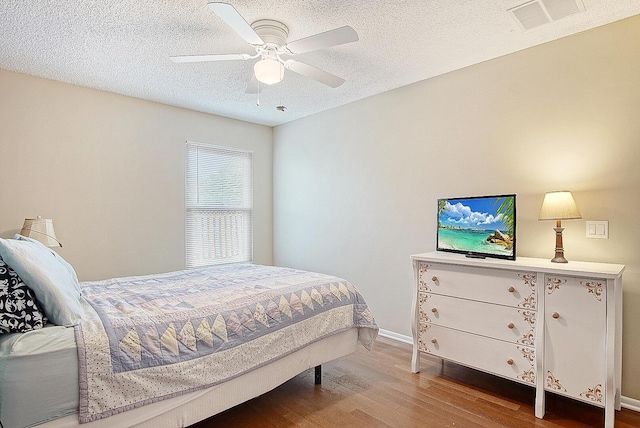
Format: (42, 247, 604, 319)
(185, 141, 253, 268)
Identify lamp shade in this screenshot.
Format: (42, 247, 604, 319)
(538, 191, 582, 221)
(20, 216, 62, 247)
(254, 59, 284, 85)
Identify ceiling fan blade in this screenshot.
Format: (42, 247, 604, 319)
(207, 2, 263, 45)
(285, 60, 345, 88)
(285, 26, 358, 55)
(170, 53, 251, 63)
(245, 75, 263, 94)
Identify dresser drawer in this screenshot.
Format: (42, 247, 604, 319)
(417, 262, 536, 309)
(418, 323, 536, 386)
(419, 292, 535, 345)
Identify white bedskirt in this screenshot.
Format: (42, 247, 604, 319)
(1, 328, 359, 428)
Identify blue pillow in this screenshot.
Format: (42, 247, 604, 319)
(0, 236, 81, 326)
(0, 256, 48, 333)
(14, 235, 80, 292)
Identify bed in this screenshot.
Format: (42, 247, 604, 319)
(0, 236, 378, 428)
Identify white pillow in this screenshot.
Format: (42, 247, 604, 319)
(0, 236, 82, 326)
(14, 235, 81, 292)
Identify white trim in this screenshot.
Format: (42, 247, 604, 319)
(378, 329, 412, 345)
(378, 329, 640, 416)
(622, 396, 640, 413)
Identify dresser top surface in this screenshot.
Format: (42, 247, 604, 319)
(411, 252, 625, 278)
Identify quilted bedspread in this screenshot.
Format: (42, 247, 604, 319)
(74, 263, 378, 423)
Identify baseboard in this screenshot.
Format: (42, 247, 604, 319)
(622, 396, 640, 413)
(378, 329, 412, 345)
(378, 329, 640, 414)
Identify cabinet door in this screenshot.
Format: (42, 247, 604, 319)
(544, 275, 606, 407)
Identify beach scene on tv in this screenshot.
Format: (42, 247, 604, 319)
(437, 196, 515, 257)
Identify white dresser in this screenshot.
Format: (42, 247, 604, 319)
(410, 252, 624, 427)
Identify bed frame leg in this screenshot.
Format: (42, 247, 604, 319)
(314, 365, 322, 385)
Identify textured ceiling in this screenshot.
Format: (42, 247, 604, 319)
(1, 0, 639, 127)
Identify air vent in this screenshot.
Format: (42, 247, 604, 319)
(509, 0, 586, 31)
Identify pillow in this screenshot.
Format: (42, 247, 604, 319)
(14, 235, 80, 292)
(0, 236, 82, 326)
(0, 256, 48, 334)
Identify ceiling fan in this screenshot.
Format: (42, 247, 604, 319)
(170, 2, 359, 94)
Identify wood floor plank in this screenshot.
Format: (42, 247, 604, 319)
(190, 337, 640, 428)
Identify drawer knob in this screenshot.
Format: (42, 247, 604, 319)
(552, 312, 560, 319)
(507, 322, 515, 329)
(431, 338, 438, 344)
(431, 307, 438, 313)
(431, 276, 438, 282)
(508, 286, 515, 293)
(507, 359, 514, 365)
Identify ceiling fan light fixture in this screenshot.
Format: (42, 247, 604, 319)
(254, 59, 284, 85)
(172, 3, 359, 93)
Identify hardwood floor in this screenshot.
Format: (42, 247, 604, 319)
(191, 336, 640, 427)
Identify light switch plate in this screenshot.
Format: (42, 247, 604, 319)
(586, 221, 609, 239)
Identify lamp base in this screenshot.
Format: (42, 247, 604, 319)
(551, 254, 568, 263)
(551, 225, 568, 263)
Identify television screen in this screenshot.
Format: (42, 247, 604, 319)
(437, 194, 516, 260)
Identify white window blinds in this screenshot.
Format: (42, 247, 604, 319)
(185, 141, 253, 268)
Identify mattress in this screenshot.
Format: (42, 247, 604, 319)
(0, 327, 359, 428)
(0, 326, 78, 428)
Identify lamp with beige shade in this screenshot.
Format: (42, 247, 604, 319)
(538, 191, 581, 263)
(19, 216, 62, 247)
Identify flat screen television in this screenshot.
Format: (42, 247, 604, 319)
(436, 194, 516, 260)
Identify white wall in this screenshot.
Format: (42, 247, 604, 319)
(0, 69, 273, 280)
(273, 16, 640, 398)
